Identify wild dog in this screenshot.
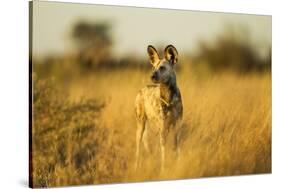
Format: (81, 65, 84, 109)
(135, 45, 183, 172)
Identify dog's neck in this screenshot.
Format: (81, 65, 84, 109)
(159, 79, 178, 106)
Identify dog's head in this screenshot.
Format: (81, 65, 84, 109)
(147, 45, 178, 85)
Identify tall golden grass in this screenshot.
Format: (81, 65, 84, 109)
(32, 63, 271, 187)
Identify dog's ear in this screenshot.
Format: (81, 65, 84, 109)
(147, 45, 160, 67)
(164, 45, 178, 64)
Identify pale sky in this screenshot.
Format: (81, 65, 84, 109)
(32, 1, 271, 58)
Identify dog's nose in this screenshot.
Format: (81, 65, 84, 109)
(151, 73, 157, 80)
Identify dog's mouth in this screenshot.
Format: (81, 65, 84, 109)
(151, 77, 160, 83)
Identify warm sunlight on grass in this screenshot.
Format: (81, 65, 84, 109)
(32, 63, 271, 187)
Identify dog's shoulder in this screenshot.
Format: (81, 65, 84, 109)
(146, 84, 158, 88)
(135, 85, 159, 105)
(140, 84, 160, 97)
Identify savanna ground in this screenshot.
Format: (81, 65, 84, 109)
(31, 63, 271, 187)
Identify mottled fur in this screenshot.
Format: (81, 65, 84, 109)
(135, 45, 183, 172)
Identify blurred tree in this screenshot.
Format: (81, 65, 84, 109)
(71, 21, 113, 68)
(194, 24, 271, 73)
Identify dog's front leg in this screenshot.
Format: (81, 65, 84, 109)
(174, 132, 181, 161)
(174, 120, 182, 161)
(159, 124, 168, 173)
(135, 120, 145, 171)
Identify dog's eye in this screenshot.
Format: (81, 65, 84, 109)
(159, 66, 166, 72)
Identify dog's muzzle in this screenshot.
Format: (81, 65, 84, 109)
(151, 72, 159, 82)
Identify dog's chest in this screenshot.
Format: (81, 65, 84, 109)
(143, 88, 164, 121)
(142, 86, 181, 127)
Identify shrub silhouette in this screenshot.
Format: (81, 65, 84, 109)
(72, 21, 113, 68)
(194, 25, 271, 73)
(32, 74, 106, 187)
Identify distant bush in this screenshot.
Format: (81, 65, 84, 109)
(72, 21, 113, 69)
(193, 26, 271, 73)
